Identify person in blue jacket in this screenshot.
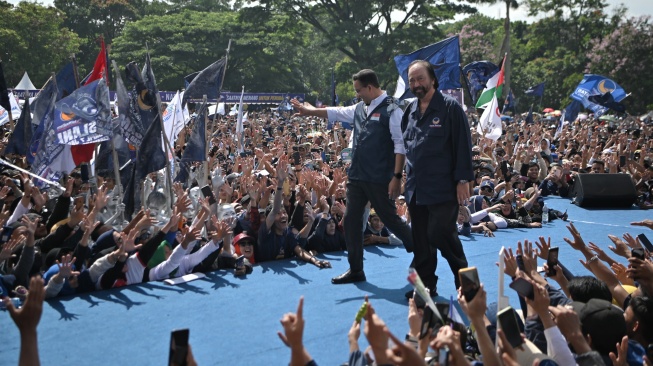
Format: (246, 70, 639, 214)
(401, 60, 474, 297)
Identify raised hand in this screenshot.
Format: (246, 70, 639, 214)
(56, 253, 80, 281)
(535, 236, 551, 260)
(0, 235, 23, 261)
(631, 219, 653, 230)
(277, 296, 305, 349)
(4, 276, 46, 334)
(564, 222, 588, 252)
(607, 234, 632, 258)
(622, 233, 642, 250)
(20, 214, 40, 238)
(93, 186, 110, 211)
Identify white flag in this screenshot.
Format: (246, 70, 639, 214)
(0, 92, 23, 125)
(477, 94, 502, 141)
(393, 75, 405, 99)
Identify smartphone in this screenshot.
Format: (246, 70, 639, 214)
(458, 267, 480, 302)
(200, 185, 217, 205)
(500, 161, 509, 178)
(619, 155, 627, 167)
(282, 179, 290, 196)
(547, 247, 559, 277)
(419, 305, 444, 340)
(497, 307, 524, 348)
(516, 254, 525, 271)
(80, 163, 90, 183)
(169, 328, 189, 366)
(509, 277, 535, 300)
(292, 151, 301, 165)
(234, 255, 246, 276)
(324, 154, 331, 163)
(632, 248, 646, 260)
(438, 346, 449, 366)
(0, 226, 15, 243)
(637, 233, 653, 252)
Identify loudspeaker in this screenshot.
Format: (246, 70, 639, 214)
(571, 173, 636, 208)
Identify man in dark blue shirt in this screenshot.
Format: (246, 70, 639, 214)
(401, 60, 474, 296)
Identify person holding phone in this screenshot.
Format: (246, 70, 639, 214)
(401, 60, 474, 297)
(538, 164, 570, 197)
(290, 69, 413, 284)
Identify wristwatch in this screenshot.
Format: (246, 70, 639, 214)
(393, 172, 402, 179)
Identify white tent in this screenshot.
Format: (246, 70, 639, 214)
(14, 72, 36, 90)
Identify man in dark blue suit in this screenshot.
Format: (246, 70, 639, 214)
(401, 60, 474, 296)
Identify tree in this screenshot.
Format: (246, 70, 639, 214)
(587, 16, 653, 113)
(54, 0, 148, 74)
(465, 0, 521, 97)
(0, 2, 82, 87)
(111, 7, 334, 94)
(254, 0, 476, 88)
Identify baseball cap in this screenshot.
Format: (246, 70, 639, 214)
(480, 180, 495, 190)
(571, 298, 626, 356)
(234, 233, 255, 246)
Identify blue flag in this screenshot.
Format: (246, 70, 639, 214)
(56, 62, 78, 100)
(28, 79, 57, 163)
(502, 89, 515, 113)
(184, 71, 199, 89)
(53, 79, 112, 145)
(525, 105, 534, 125)
(563, 100, 582, 122)
(524, 82, 545, 97)
(181, 101, 207, 162)
(30, 90, 73, 186)
(394, 35, 461, 98)
(588, 92, 626, 113)
(462, 61, 499, 104)
(570, 74, 627, 117)
(94, 122, 131, 187)
(30, 77, 57, 128)
(4, 97, 31, 156)
(182, 58, 226, 105)
(175, 101, 207, 184)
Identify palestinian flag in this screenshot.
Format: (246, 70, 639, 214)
(475, 55, 506, 109)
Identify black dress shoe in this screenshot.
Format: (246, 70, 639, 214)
(331, 269, 366, 284)
(405, 287, 438, 300)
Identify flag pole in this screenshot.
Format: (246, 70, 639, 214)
(202, 94, 209, 187)
(145, 47, 175, 212)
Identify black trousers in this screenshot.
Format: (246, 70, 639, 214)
(343, 180, 414, 272)
(408, 198, 468, 292)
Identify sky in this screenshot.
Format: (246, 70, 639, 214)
(465, 0, 651, 22)
(5, 0, 652, 22)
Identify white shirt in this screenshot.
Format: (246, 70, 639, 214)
(326, 92, 406, 154)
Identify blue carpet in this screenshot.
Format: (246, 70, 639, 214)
(0, 197, 649, 365)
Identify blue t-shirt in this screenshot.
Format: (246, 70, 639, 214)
(256, 225, 300, 262)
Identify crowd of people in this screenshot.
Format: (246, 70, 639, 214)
(0, 63, 652, 365)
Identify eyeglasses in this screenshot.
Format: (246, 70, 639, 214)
(481, 187, 493, 192)
(239, 241, 254, 247)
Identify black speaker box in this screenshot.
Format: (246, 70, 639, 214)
(571, 173, 636, 208)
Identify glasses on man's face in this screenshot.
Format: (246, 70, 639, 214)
(481, 187, 492, 192)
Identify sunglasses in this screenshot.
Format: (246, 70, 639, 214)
(239, 241, 254, 246)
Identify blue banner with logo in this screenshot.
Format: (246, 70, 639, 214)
(570, 74, 627, 117)
(53, 79, 112, 145)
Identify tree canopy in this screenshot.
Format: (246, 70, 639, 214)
(0, 0, 651, 113)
